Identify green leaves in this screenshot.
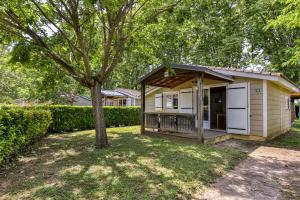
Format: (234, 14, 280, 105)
(264, 0, 300, 82)
(47, 105, 141, 132)
(0, 107, 51, 165)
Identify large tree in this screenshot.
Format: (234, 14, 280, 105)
(0, 0, 180, 147)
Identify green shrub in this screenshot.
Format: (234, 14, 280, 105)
(46, 105, 140, 132)
(0, 108, 52, 164)
(0, 105, 140, 164)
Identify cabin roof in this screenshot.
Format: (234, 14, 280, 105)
(140, 64, 234, 88)
(140, 64, 299, 92)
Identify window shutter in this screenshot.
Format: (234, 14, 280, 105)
(155, 93, 163, 111)
(179, 88, 193, 113)
(227, 82, 250, 134)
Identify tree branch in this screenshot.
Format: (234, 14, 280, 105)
(69, 0, 93, 85)
(1, 9, 89, 87)
(29, 0, 83, 55)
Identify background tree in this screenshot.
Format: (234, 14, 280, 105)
(0, 44, 88, 104)
(106, 0, 247, 89)
(242, 0, 300, 84)
(0, 0, 181, 148)
(112, 0, 300, 89)
(267, 0, 300, 84)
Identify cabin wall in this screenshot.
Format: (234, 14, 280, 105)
(267, 81, 291, 138)
(145, 78, 223, 112)
(145, 77, 265, 136)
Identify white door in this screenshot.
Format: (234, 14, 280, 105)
(179, 88, 193, 113)
(155, 93, 163, 111)
(227, 82, 250, 134)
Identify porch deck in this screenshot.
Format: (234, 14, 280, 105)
(143, 112, 231, 144)
(144, 129, 231, 144)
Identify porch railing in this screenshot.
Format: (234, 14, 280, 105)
(145, 112, 196, 134)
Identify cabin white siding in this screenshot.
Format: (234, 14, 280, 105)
(267, 81, 291, 138)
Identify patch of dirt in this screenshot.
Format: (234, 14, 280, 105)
(198, 146, 300, 200)
(214, 139, 262, 153)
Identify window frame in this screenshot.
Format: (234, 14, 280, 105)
(163, 91, 179, 110)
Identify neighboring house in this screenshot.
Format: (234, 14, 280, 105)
(140, 64, 300, 141)
(115, 88, 141, 106)
(72, 88, 140, 106)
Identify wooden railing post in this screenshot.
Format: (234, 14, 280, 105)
(197, 73, 204, 142)
(141, 82, 145, 134)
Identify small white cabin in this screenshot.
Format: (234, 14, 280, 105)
(140, 64, 299, 142)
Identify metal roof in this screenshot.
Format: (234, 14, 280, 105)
(101, 90, 126, 97)
(115, 88, 140, 98)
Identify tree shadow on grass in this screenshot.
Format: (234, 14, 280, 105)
(0, 130, 244, 199)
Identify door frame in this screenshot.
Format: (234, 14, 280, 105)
(203, 83, 228, 130)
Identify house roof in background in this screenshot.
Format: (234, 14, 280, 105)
(101, 90, 126, 97)
(115, 88, 141, 98)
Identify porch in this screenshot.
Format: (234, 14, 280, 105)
(144, 112, 231, 144)
(140, 64, 234, 143)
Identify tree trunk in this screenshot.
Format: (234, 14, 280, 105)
(91, 81, 108, 148)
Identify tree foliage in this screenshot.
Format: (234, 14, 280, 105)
(0, 0, 181, 147)
(0, 0, 299, 100)
(266, 0, 300, 84)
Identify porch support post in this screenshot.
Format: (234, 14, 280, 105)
(197, 73, 204, 143)
(141, 82, 146, 134)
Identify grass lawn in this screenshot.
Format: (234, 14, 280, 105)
(268, 119, 300, 149)
(0, 126, 245, 200)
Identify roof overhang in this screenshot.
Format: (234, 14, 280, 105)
(292, 92, 300, 99)
(211, 69, 299, 92)
(140, 64, 233, 88)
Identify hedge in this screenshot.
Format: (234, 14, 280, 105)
(0, 105, 140, 164)
(46, 105, 140, 132)
(0, 108, 52, 164)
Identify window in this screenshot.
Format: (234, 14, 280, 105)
(166, 94, 173, 108)
(165, 92, 178, 109)
(155, 93, 163, 111)
(118, 99, 127, 106)
(173, 94, 178, 109)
